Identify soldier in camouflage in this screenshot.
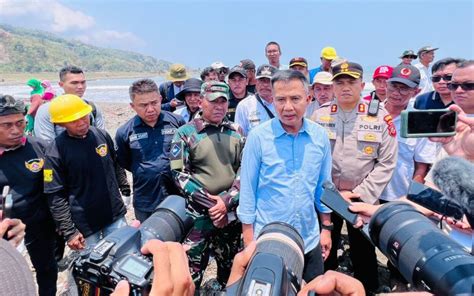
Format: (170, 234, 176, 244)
(170, 81, 243, 290)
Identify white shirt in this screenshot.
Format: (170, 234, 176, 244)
(414, 62, 433, 95)
(305, 100, 320, 118)
(380, 115, 436, 201)
(235, 94, 276, 136)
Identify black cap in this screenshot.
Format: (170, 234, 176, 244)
(388, 65, 420, 88)
(256, 64, 278, 79)
(228, 66, 247, 79)
(332, 62, 363, 80)
(400, 50, 417, 59)
(176, 78, 203, 101)
(240, 59, 256, 70)
(0, 95, 25, 116)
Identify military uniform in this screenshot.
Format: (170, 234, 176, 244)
(312, 100, 398, 292)
(170, 115, 243, 288)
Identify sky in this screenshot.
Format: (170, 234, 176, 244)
(1, 0, 473, 77)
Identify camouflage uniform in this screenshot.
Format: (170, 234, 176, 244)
(170, 115, 243, 288)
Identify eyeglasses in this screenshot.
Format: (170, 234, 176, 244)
(431, 74, 452, 83)
(387, 83, 412, 96)
(218, 68, 228, 75)
(447, 82, 474, 91)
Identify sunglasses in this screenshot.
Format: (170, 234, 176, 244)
(431, 74, 452, 83)
(447, 82, 474, 91)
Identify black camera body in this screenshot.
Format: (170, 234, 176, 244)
(226, 222, 304, 296)
(73, 195, 193, 296)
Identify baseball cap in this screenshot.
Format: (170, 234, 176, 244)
(321, 47, 337, 60)
(373, 65, 393, 80)
(227, 66, 247, 79)
(0, 95, 25, 116)
(211, 61, 228, 70)
(400, 50, 417, 59)
(201, 81, 230, 101)
(388, 64, 421, 88)
(312, 71, 333, 86)
(240, 59, 256, 70)
(332, 62, 363, 80)
(255, 64, 278, 79)
(289, 57, 308, 68)
(166, 64, 190, 82)
(176, 78, 203, 101)
(417, 46, 439, 55)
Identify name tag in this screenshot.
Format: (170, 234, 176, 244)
(129, 132, 148, 142)
(161, 128, 177, 136)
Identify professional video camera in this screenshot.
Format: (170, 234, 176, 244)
(73, 195, 193, 296)
(320, 177, 474, 295)
(226, 222, 305, 296)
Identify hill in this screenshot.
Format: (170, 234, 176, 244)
(0, 24, 171, 73)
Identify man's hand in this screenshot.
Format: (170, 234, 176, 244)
(227, 242, 257, 287)
(112, 240, 195, 296)
(208, 194, 227, 221)
(0, 218, 25, 247)
(429, 104, 474, 160)
(349, 202, 380, 228)
(67, 232, 86, 250)
(170, 98, 182, 108)
(339, 190, 361, 202)
(212, 214, 229, 229)
(320, 229, 332, 261)
(297, 270, 365, 296)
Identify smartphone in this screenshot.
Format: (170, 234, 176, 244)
(400, 109, 457, 138)
(406, 181, 463, 220)
(321, 182, 358, 225)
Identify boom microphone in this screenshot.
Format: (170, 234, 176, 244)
(432, 156, 474, 227)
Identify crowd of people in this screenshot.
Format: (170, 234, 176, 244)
(0, 41, 473, 296)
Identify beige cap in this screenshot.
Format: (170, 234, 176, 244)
(312, 71, 333, 85)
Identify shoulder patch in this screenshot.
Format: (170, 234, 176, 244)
(330, 104, 338, 113)
(44, 169, 53, 182)
(95, 144, 108, 157)
(358, 103, 366, 113)
(170, 141, 184, 170)
(383, 115, 397, 137)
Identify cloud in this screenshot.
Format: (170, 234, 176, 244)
(75, 30, 146, 49)
(49, 2, 95, 32)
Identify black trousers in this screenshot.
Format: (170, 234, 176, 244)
(303, 243, 324, 283)
(25, 221, 61, 296)
(325, 213, 379, 292)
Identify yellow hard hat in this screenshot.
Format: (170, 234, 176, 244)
(49, 94, 92, 123)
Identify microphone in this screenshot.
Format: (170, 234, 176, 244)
(432, 156, 474, 227)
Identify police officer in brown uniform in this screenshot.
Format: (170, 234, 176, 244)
(311, 62, 398, 294)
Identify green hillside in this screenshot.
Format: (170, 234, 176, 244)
(0, 24, 171, 73)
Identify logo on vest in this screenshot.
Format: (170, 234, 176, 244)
(25, 158, 44, 173)
(96, 144, 108, 157)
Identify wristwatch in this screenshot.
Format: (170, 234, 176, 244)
(321, 223, 334, 231)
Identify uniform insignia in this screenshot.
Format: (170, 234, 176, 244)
(358, 103, 366, 113)
(330, 104, 338, 113)
(25, 158, 44, 173)
(362, 115, 378, 123)
(161, 128, 177, 136)
(363, 133, 377, 142)
(384, 115, 397, 137)
(129, 132, 148, 142)
(44, 169, 53, 182)
(341, 63, 349, 71)
(363, 146, 374, 155)
(319, 115, 334, 122)
(400, 68, 412, 76)
(95, 144, 108, 157)
(170, 142, 184, 170)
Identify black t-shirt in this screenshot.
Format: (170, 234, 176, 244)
(228, 90, 253, 122)
(0, 137, 51, 226)
(44, 127, 125, 237)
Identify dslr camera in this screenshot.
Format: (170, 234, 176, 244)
(73, 195, 193, 296)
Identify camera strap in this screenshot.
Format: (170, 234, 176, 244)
(256, 95, 275, 119)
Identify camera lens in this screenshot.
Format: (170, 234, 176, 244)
(369, 202, 474, 295)
(139, 195, 194, 245)
(256, 222, 305, 284)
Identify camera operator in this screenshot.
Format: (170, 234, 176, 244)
(111, 239, 195, 296)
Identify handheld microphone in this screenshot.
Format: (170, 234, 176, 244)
(431, 156, 474, 227)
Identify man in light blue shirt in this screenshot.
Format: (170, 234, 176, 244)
(237, 70, 333, 282)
